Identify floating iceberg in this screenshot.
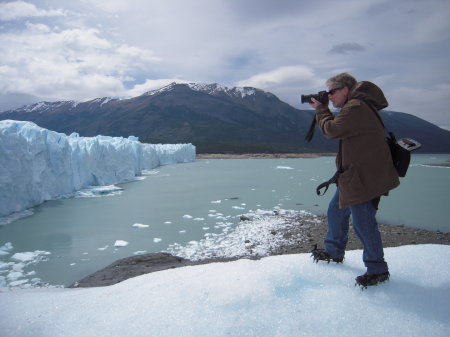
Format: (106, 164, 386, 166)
(114, 240, 129, 247)
(0, 120, 196, 218)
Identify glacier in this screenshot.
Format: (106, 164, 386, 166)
(0, 245, 449, 337)
(0, 120, 196, 218)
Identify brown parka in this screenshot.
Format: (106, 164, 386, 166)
(315, 81, 400, 208)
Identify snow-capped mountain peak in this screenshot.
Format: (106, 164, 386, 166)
(142, 82, 264, 99)
(188, 82, 259, 99)
(87, 97, 117, 106)
(141, 82, 180, 97)
(17, 101, 79, 113)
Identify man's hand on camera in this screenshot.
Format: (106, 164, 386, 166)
(310, 97, 323, 109)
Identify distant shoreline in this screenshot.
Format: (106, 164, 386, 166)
(196, 154, 450, 167)
(424, 158, 450, 167)
(196, 153, 336, 159)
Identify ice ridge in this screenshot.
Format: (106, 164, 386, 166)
(0, 120, 196, 218)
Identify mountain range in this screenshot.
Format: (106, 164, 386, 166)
(1, 83, 449, 153)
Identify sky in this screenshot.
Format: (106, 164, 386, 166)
(0, 0, 449, 129)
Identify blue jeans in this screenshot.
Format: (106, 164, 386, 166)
(325, 188, 388, 274)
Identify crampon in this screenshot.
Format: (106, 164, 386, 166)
(310, 244, 344, 264)
(355, 272, 390, 289)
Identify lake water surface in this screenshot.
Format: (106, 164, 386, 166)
(0, 154, 448, 287)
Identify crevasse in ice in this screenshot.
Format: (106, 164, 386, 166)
(0, 120, 196, 217)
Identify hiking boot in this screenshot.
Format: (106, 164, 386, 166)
(355, 271, 390, 289)
(311, 244, 344, 264)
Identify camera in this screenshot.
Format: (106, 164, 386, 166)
(301, 90, 328, 104)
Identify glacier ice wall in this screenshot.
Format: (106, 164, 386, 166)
(0, 120, 196, 218)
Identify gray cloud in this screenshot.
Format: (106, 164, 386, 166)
(328, 43, 366, 55)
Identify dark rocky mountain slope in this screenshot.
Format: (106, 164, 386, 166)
(2, 83, 449, 153)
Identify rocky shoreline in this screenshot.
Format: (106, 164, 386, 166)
(196, 153, 336, 159)
(72, 213, 450, 288)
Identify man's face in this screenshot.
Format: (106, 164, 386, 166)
(327, 85, 348, 108)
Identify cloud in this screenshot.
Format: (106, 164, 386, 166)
(328, 42, 366, 55)
(0, 19, 161, 103)
(236, 66, 321, 89)
(0, 1, 66, 21)
(84, 0, 146, 13)
(117, 45, 162, 63)
(236, 66, 325, 107)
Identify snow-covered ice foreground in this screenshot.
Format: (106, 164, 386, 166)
(0, 120, 195, 218)
(0, 245, 448, 337)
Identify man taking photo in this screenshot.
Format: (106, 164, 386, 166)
(309, 73, 399, 288)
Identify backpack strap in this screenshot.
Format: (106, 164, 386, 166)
(305, 117, 316, 142)
(363, 100, 388, 132)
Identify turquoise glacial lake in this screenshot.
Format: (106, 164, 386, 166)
(0, 154, 448, 287)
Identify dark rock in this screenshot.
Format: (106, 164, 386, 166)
(70, 252, 239, 288)
(70, 253, 188, 288)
